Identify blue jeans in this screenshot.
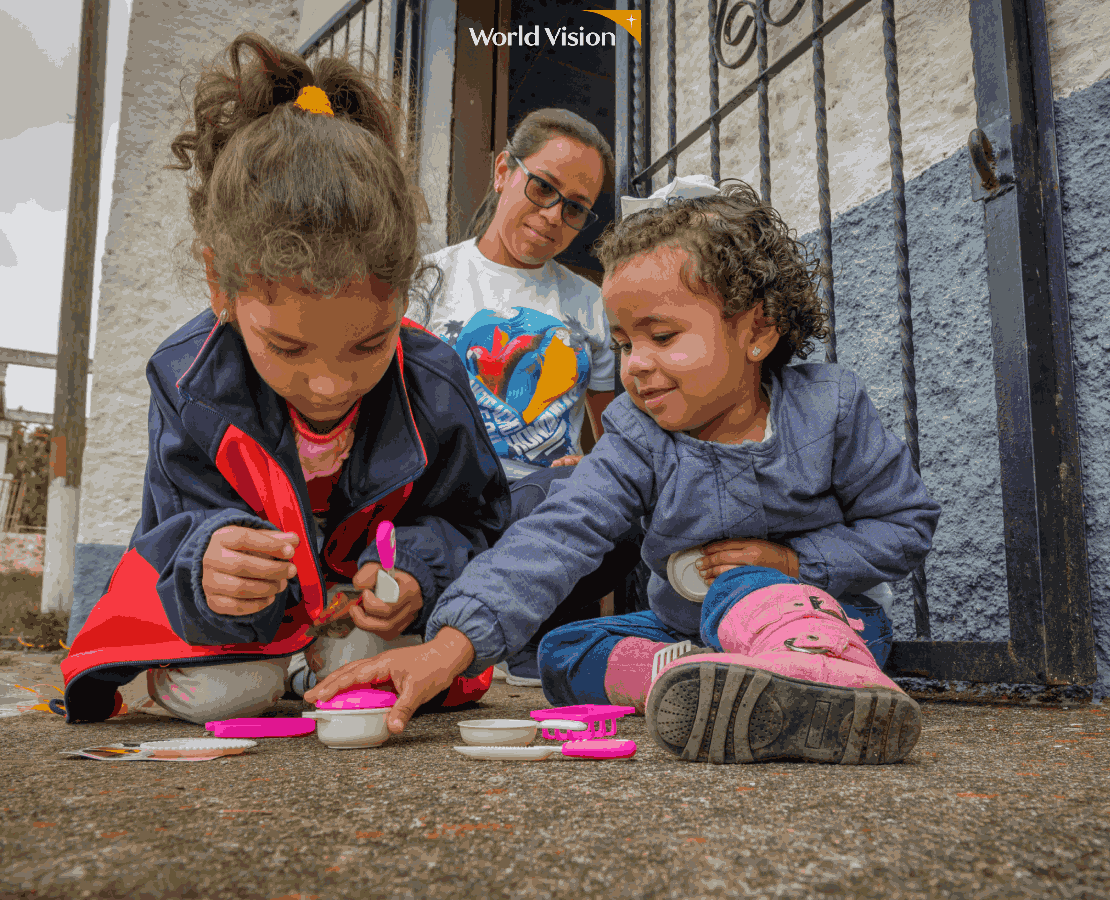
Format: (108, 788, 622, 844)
(538, 566, 894, 705)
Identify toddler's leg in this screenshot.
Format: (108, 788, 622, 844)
(145, 658, 290, 724)
(537, 610, 689, 711)
(646, 566, 919, 765)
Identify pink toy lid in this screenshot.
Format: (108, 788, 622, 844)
(315, 687, 396, 711)
(205, 718, 316, 738)
(562, 739, 637, 759)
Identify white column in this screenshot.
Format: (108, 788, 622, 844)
(41, 478, 80, 614)
(0, 419, 12, 533)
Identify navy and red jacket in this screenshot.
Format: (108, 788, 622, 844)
(61, 311, 511, 722)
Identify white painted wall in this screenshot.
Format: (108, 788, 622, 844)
(645, 0, 1110, 235)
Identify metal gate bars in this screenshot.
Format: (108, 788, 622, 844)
(612, 0, 1096, 687)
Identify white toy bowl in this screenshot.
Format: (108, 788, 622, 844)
(457, 718, 538, 746)
(302, 707, 391, 749)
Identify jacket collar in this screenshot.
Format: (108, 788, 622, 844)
(173, 312, 428, 497)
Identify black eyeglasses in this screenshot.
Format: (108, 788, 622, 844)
(510, 155, 599, 232)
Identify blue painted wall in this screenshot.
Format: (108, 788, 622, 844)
(796, 75, 1109, 701)
(70, 76, 1110, 702)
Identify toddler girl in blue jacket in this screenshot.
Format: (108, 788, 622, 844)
(61, 34, 510, 723)
(309, 179, 940, 765)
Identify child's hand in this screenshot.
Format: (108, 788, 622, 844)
(202, 527, 299, 616)
(304, 627, 476, 734)
(549, 454, 583, 467)
(695, 538, 799, 583)
(346, 562, 423, 640)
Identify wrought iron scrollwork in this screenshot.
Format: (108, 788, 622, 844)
(714, 0, 805, 69)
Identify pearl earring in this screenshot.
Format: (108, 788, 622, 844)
(752, 348, 760, 357)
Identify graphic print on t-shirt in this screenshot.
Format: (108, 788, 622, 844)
(450, 307, 591, 463)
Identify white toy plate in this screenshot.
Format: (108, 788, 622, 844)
(453, 745, 559, 761)
(667, 548, 710, 602)
(138, 738, 257, 758)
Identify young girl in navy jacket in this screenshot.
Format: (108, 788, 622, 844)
(309, 180, 940, 766)
(61, 33, 510, 723)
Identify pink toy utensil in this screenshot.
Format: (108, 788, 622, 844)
(376, 520, 397, 571)
(531, 705, 636, 741)
(562, 739, 637, 760)
(374, 520, 400, 604)
(205, 718, 316, 738)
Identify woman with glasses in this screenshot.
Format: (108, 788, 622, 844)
(415, 108, 643, 687)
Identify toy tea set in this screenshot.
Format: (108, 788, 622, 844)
(60, 522, 647, 762)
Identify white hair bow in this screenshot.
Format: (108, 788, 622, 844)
(620, 174, 720, 218)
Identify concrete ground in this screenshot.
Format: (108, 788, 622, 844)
(0, 648, 1107, 900)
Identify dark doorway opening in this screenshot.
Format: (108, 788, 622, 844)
(450, 0, 616, 281)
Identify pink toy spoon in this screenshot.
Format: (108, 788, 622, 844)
(562, 739, 637, 760)
(375, 520, 400, 604)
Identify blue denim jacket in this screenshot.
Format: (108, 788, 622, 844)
(427, 363, 941, 676)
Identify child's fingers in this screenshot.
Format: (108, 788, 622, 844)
(205, 569, 287, 600)
(386, 683, 420, 734)
(205, 591, 282, 616)
(210, 549, 297, 583)
(304, 656, 388, 703)
(348, 598, 418, 640)
(216, 526, 300, 559)
(351, 562, 381, 591)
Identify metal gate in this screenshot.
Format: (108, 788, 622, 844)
(613, 0, 1096, 688)
(298, 0, 426, 161)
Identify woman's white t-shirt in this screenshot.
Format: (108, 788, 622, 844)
(418, 239, 615, 466)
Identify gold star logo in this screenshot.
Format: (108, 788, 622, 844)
(586, 9, 642, 44)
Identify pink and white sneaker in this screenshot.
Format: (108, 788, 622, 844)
(645, 584, 921, 764)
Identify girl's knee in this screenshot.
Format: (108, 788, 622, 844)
(148, 660, 288, 724)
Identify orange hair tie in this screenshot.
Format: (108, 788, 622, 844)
(294, 85, 334, 117)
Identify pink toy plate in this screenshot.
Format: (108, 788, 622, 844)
(531, 704, 636, 741)
(205, 718, 316, 738)
(561, 739, 637, 760)
(315, 687, 396, 711)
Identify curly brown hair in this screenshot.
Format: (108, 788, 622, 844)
(167, 33, 427, 302)
(594, 180, 829, 373)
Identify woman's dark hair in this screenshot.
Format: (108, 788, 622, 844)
(167, 32, 429, 301)
(594, 179, 830, 373)
(466, 108, 616, 242)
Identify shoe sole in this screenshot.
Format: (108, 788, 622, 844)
(504, 674, 543, 688)
(646, 661, 921, 765)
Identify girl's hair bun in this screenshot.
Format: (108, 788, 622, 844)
(168, 33, 426, 303)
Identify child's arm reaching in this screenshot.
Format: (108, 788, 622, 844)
(305, 627, 476, 734)
(782, 367, 941, 597)
(422, 423, 656, 678)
